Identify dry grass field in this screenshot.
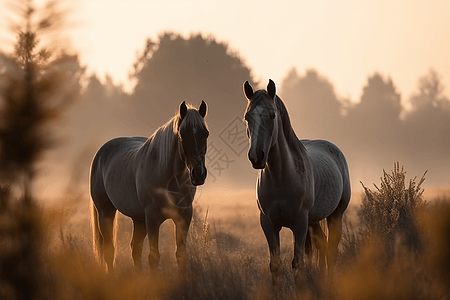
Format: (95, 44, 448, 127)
(1, 165, 450, 300)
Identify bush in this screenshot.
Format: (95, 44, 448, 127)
(359, 162, 426, 252)
(336, 162, 450, 300)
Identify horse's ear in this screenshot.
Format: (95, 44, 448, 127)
(267, 79, 276, 99)
(180, 101, 187, 119)
(243, 81, 254, 100)
(199, 100, 207, 118)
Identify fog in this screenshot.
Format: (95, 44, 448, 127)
(39, 32, 450, 202)
(2, 3, 450, 299)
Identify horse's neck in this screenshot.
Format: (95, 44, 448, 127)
(172, 148, 188, 174)
(265, 118, 308, 178)
(139, 132, 186, 176)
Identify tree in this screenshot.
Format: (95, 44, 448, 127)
(56, 73, 129, 189)
(348, 73, 402, 126)
(401, 70, 450, 182)
(344, 73, 403, 149)
(280, 68, 344, 140)
(128, 32, 255, 135)
(409, 69, 450, 112)
(127, 32, 256, 185)
(0, 1, 82, 298)
(0, 0, 83, 199)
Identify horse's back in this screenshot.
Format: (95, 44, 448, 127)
(91, 137, 146, 181)
(302, 139, 349, 175)
(93, 137, 146, 163)
(301, 139, 351, 222)
(90, 137, 148, 217)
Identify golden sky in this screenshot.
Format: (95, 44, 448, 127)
(1, 0, 450, 101)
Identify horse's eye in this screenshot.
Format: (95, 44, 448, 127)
(270, 113, 276, 119)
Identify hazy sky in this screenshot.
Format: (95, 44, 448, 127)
(1, 0, 450, 101)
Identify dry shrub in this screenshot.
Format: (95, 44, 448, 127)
(359, 162, 426, 253)
(337, 201, 450, 300)
(337, 163, 450, 300)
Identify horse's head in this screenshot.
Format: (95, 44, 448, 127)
(178, 101, 209, 186)
(243, 79, 279, 169)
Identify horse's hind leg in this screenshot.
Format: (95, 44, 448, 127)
(326, 183, 351, 278)
(310, 222, 327, 271)
(97, 204, 117, 273)
(131, 218, 147, 272)
(326, 211, 343, 278)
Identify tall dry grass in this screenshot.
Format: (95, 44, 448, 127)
(1, 162, 450, 299)
(337, 163, 450, 300)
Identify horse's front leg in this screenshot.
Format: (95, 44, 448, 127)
(292, 210, 309, 286)
(173, 206, 193, 274)
(145, 205, 162, 272)
(260, 212, 281, 284)
(131, 218, 147, 272)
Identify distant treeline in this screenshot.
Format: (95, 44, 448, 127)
(60, 32, 450, 188)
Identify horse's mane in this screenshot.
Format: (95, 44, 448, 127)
(274, 95, 307, 155)
(247, 90, 306, 156)
(144, 104, 207, 170)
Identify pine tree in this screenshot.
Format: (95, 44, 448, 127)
(0, 0, 83, 199)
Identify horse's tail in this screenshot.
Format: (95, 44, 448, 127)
(90, 199, 103, 265)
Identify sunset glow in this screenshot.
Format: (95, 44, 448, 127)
(2, 0, 448, 100)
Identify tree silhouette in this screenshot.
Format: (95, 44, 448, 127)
(335, 73, 404, 184)
(402, 70, 450, 180)
(408, 69, 450, 112)
(66, 74, 127, 141)
(56, 73, 128, 184)
(0, 0, 82, 198)
(0, 1, 82, 298)
(348, 74, 402, 125)
(128, 32, 255, 135)
(280, 68, 344, 140)
(344, 73, 403, 148)
(124, 32, 257, 185)
(56, 32, 256, 188)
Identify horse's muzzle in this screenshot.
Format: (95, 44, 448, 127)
(251, 161, 266, 169)
(249, 150, 266, 169)
(190, 165, 207, 186)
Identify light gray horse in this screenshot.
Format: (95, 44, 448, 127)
(243, 80, 351, 282)
(89, 101, 208, 273)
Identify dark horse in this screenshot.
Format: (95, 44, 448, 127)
(243, 80, 351, 281)
(90, 101, 208, 273)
